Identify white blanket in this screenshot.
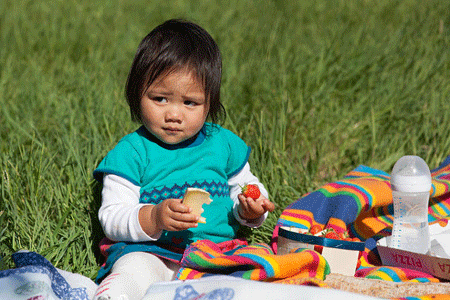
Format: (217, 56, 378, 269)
(143, 275, 381, 300)
(1, 251, 380, 300)
(0, 251, 97, 300)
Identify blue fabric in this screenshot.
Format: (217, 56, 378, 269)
(94, 124, 250, 187)
(0, 251, 89, 299)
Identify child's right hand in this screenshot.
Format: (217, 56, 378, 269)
(139, 199, 199, 235)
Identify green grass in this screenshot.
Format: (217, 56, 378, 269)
(1, 0, 449, 279)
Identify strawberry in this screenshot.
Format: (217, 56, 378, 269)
(339, 231, 349, 240)
(241, 184, 261, 200)
(309, 224, 322, 235)
(324, 231, 340, 240)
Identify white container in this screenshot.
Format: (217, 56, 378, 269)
(390, 155, 431, 254)
(277, 227, 365, 276)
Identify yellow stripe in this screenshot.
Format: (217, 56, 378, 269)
(374, 271, 394, 281)
(281, 215, 310, 227)
(431, 203, 447, 216)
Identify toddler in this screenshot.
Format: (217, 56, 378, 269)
(93, 19, 274, 300)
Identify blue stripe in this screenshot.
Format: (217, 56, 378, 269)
(239, 253, 275, 277)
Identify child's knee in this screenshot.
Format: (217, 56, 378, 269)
(111, 251, 173, 281)
(95, 252, 174, 300)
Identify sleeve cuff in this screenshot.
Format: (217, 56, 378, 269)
(232, 203, 267, 228)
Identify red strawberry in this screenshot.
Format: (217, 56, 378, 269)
(325, 231, 340, 240)
(241, 184, 261, 200)
(309, 224, 322, 235)
(339, 231, 349, 240)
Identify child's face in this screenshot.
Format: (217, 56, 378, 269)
(140, 69, 209, 145)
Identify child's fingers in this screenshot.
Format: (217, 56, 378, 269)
(162, 210, 199, 231)
(244, 197, 265, 214)
(167, 219, 198, 231)
(238, 194, 276, 220)
(168, 198, 192, 213)
(262, 199, 275, 212)
(172, 211, 199, 222)
(238, 194, 250, 210)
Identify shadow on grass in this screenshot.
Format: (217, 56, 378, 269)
(89, 180, 105, 267)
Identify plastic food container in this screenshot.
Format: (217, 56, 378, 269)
(277, 226, 365, 276)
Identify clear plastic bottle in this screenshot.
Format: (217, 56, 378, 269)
(390, 155, 431, 254)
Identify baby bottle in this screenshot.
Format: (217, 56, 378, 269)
(390, 155, 431, 254)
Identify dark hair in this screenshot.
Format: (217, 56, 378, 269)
(125, 19, 226, 124)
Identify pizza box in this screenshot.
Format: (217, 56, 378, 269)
(377, 233, 450, 280)
(277, 226, 365, 276)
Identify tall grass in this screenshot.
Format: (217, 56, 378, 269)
(1, 0, 449, 278)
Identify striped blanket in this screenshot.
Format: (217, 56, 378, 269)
(177, 239, 329, 286)
(177, 155, 450, 299)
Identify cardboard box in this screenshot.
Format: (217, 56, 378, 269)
(277, 226, 365, 276)
(377, 237, 450, 280)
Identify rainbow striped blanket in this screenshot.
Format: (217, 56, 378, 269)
(273, 155, 450, 265)
(177, 238, 329, 286)
(178, 155, 450, 299)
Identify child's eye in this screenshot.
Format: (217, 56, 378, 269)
(153, 97, 168, 103)
(184, 100, 197, 107)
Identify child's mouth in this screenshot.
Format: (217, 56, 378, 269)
(163, 127, 182, 134)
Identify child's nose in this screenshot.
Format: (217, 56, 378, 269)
(165, 106, 182, 123)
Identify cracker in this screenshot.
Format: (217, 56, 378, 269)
(182, 188, 213, 223)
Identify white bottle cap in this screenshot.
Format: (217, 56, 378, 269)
(390, 155, 432, 193)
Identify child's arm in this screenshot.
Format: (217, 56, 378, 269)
(99, 174, 199, 242)
(229, 163, 275, 227)
(99, 174, 158, 242)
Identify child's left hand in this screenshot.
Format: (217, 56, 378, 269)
(237, 193, 275, 221)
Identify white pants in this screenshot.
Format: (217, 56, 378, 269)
(94, 252, 180, 300)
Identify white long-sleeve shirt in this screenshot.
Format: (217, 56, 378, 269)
(99, 162, 269, 242)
